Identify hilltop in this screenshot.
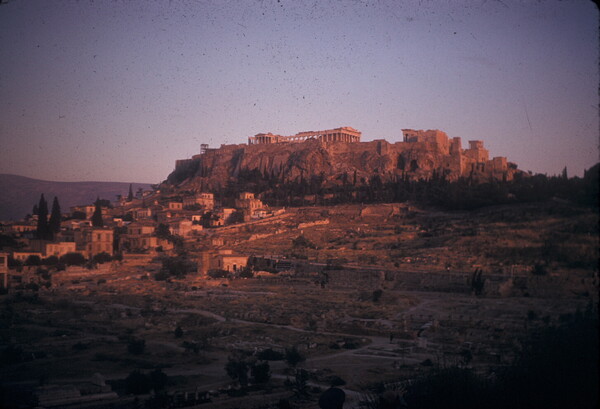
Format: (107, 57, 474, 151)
(165, 127, 520, 197)
(162, 128, 598, 210)
(0, 174, 152, 221)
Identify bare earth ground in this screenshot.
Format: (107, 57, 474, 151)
(1, 202, 597, 408)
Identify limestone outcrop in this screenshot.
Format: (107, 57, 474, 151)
(168, 128, 519, 191)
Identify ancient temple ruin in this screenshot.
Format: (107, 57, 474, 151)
(248, 126, 361, 144)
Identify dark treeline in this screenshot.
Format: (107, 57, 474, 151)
(218, 163, 599, 210)
(397, 304, 599, 409)
(33, 194, 62, 240)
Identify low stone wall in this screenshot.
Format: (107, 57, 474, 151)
(324, 268, 593, 298)
(122, 253, 155, 266)
(298, 219, 329, 229)
(248, 229, 286, 241)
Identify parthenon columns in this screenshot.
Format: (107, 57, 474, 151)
(249, 127, 361, 145)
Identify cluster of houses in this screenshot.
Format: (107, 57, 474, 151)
(0, 189, 278, 283)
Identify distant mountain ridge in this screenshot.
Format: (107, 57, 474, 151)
(0, 174, 152, 221)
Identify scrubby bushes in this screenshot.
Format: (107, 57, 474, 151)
(154, 255, 197, 280)
(60, 252, 86, 266)
(125, 368, 168, 395)
(41, 255, 59, 266)
(239, 267, 254, 278)
(284, 346, 305, 368)
(257, 348, 285, 361)
(469, 268, 485, 295)
(126, 338, 146, 355)
(371, 289, 383, 302)
(25, 255, 41, 266)
(250, 361, 271, 384)
(531, 263, 548, 276)
(225, 351, 272, 387)
(367, 305, 598, 409)
(207, 269, 229, 279)
(253, 163, 599, 211)
(92, 252, 112, 264)
(225, 352, 250, 387)
(247, 256, 279, 274)
(293, 235, 317, 249)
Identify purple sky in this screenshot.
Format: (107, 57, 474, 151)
(0, 0, 597, 183)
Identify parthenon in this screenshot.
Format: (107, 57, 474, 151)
(248, 126, 361, 145)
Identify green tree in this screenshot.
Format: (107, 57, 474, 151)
(207, 269, 229, 279)
(293, 235, 317, 249)
(290, 369, 309, 398)
(257, 348, 285, 361)
(112, 226, 127, 253)
(150, 368, 168, 391)
(0, 234, 20, 250)
(372, 289, 383, 302)
(127, 338, 145, 355)
(155, 223, 171, 239)
(91, 199, 103, 227)
(48, 196, 62, 237)
(125, 370, 151, 395)
(470, 269, 485, 296)
(251, 361, 271, 384)
(25, 255, 42, 266)
(36, 194, 50, 239)
(92, 252, 112, 264)
(41, 255, 59, 266)
(160, 256, 197, 279)
(225, 353, 249, 387)
(70, 210, 86, 220)
(60, 252, 86, 266)
(127, 184, 133, 201)
(239, 267, 254, 278)
(285, 346, 305, 368)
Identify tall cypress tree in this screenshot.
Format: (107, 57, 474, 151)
(48, 196, 62, 238)
(91, 198, 104, 227)
(127, 184, 133, 202)
(36, 194, 49, 239)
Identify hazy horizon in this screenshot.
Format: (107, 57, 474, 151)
(0, 172, 154, 185)
(1, 0, 598, 184)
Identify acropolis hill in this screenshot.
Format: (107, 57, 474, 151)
(169, 127, 519, 190)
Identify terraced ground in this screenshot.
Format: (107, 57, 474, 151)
(1, 201, 597, 408)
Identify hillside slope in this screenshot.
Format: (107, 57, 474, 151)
(167, 139, 519, 192)
(0, 174, 152, 221)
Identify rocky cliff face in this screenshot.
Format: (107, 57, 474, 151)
(167, 138, 518, 192)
